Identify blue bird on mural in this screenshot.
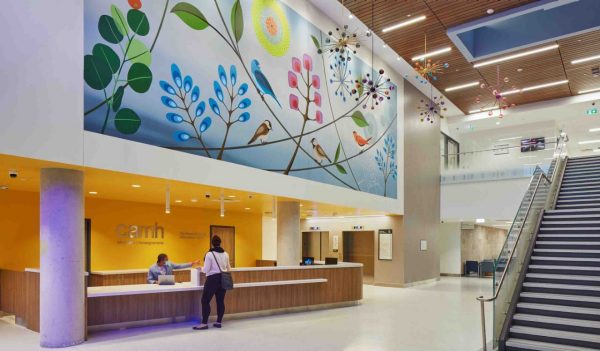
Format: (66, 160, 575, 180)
(251, 59, 282, 108)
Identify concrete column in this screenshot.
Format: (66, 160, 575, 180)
(277, 201, 301, 266)
(40, 168, 85, 348)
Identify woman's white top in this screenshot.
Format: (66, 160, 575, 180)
(203, 251, 231, 277)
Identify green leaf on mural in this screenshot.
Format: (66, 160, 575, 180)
(311, 35, 321, 50)
(357, 80, 364, 96)
(84, 54, 112, 90)
(127, 9, 150, 36)
(351, 110, 369, 127)
(114, 108, 141, 134)
(334, 143, 341, 162)
(230, 0, 243, 42)
(336, 164, 347, 174)
(125, 39, 152, 66)
(92, 43, 120, 74)
(98, 15, 123, 44)
(111, 5, 129, 36)
(112, 86, 125, 112)
(171, 2, 209, 30)
(127, 63, 152, 93)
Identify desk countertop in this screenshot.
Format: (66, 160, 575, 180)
(87, 278, 328, 298)
(88, 262, 362, 275)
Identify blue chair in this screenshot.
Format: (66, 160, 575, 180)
(464, 261, 479, 276)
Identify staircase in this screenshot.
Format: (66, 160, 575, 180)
(505, 155, 600, 351)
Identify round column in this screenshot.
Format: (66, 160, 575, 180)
(40, 168, 85, 348)
(277, 201, 301, 266)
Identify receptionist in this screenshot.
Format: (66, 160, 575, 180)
(147, 253, 199, 284)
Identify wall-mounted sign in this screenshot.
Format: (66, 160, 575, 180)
(332, 235, 339, 253)
(420, 239, 428, 251)
(493, 143, 509, 155)
(179, 231, 206, 240)
(309, 226, 320, 231)
(378, 229, 392, 260)
(116, 222, 165, 245)
(586, 108, 598, 116)
(352, 225, 364, 230)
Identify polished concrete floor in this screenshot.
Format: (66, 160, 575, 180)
(0, 277, 493, 351)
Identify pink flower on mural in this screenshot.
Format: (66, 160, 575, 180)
(315, 110, 323, 124)
(303, 54, 312, 71)
(314, 92, 321, 107)
(288, 71, 298, 88)
(312, 74, 320, 89)
(292, 57, 302, 73)
(289, 94, 299, 110)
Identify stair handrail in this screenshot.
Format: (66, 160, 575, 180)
(475, 133, 568, 351)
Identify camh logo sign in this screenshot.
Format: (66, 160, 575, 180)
(116, 222, 165, 245)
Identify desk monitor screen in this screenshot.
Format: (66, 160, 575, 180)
(302, 257, 314, 266)
(325, 257, 338, 265)
(158, 274, 175, 285)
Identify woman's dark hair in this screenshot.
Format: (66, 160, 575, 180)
(211, 235, 222, 248)
(157, 253, 168, 263)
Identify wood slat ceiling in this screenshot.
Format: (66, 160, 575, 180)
(342, 0, 600, 114)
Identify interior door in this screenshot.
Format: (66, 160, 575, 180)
(210, 225, 235, 267)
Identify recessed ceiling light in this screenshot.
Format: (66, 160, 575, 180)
(175, 200, 182, 203)
(571, 54, 600, 65)
(501, 80, 568, 96)
(496, 121, 501, 125)
(191, 198, 198, 202)
(89, 191, 98, 195)
(244, 207, 251, 210)
(0, 185, 8, 190)
(348, 14, 354, 19)
(579, 139, 600, 145)
(381, 15, 426, 33)
(476, 218, 485, 223)
(382, 44, 387, 48)
(299, 204, 304, 207)
(445, 81, 479, 92)
(412, 47, 452, 61)
(517, 68, 523, 72)
(579, 87, 600, 94)
(590, 128, 600, 132)
(498, 136, 522, 141)
(131, 184, 141, 188)
(487, 8, 494, 14)
(473, 44, 559, 68)
(228, 195, 236, 198)
(397, 56, 401, 61)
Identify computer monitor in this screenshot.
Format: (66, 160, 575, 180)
(325, 257, 338, 265)
(302, 257, 314, 266)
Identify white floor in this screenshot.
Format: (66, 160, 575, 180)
(0, 277, 493, 351)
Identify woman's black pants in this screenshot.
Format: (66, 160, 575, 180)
(201, 273, 226, 324)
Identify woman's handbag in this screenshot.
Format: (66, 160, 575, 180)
(211, 251, 234, 290)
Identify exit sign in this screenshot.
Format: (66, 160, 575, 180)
(587, 108, 598, 115)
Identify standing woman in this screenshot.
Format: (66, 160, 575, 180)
(194, 235, 231, 330)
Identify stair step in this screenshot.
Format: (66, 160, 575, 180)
(536, 241, 600, 245)
(510, 326, 600, 349)
(520, 292, 600, 309)
(506, 338, 600, 351)
(517, 303, 600, 319)
(529, 265, 600, 272)
(556, 204, 600, 209)
(526, 273, 600, 282)
(544, 215, 600, 220)
(523, 282, 600, 296)
(514, 313, 600, 331)
(547, 208, 600, 213)
(538, 234, 600, 239)
(531, 257, 600, 263)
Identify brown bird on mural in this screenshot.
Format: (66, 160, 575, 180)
(311, 138, 331, 164)
(247, 120, 272, 144)
(352, 131, 371, 147)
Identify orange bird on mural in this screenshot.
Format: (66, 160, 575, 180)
(352, 131, 371, 147)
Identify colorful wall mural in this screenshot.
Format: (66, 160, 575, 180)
(84, 0, 398, 198)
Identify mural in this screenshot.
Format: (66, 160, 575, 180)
(84, 0, 398, 198)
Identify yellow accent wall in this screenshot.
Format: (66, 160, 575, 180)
(0, 190, 262, 271)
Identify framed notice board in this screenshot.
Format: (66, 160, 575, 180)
(378, 229, 393, 260)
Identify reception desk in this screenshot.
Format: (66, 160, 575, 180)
(1, 263, 362, 332)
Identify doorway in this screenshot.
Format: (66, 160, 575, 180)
(210, 225, 235, 267)
(342, 230, 375, 282)
(302, 231, 329, 261)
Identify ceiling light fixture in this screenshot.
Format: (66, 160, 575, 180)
(175, 199, 182, 203)
(571, 54, 600, 65)
(89, 191, 98, 195)
(191, 198, 198, 202)
(220, 192, 225, 217)
(348, 13, 354, 19)
(579, 139, 600, 145)
(228, 195, 236, 198)
(501, 79, 569, 96)
(445, 81, 479, 92)
(411, 47, 452, 61)
(0, 185, 8, 190)
(131, 184, 141, 188)
(165, 185, 171, 214)
(498, 136, 523, 141)
(476, 218, 485, 223)
(590, 128, 600, 132)
(473, 44, 559, 68)
(594, 149, 600, 152)
(579, 87, 600, 94)
(244, 207, 251, 210)
(381, 15, 426, 33)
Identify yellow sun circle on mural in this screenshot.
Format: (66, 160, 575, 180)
(252, 0, 290, 57)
